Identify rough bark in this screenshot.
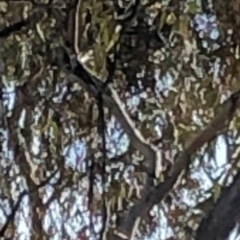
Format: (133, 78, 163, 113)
(196, 167, 240, 240)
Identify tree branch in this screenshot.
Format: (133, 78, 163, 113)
(64, 60, 240, 239)
(0, 169, 59, 238)
(0, 6, 46, 39)
(64, 61, 161, 178)
(109, 89, 240, 240)
(195, 161, 240, 240)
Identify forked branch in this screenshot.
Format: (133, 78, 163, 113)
(65, 58, 240, 239)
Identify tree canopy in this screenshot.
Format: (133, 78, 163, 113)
(1, 0, 240, 239)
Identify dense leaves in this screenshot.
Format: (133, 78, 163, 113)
(1, 0, 240, 239)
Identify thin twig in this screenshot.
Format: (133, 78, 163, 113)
(0, 169, 59, 237)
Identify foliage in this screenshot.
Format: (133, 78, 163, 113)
(1, 0, 240, 239)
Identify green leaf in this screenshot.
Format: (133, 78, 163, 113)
(213, 183, 222, 202)
(186, 1, 200, 14)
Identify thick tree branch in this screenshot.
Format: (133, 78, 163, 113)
(195, 161, 240, 240)
(63, 59, 240, 239)
(64, 62, 161, 178)
(109, 89, 240, 240)
(3, 1, 239, 239)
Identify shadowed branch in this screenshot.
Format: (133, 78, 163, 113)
(0, 168, 59, 238)
(64, 58, 240, 239)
